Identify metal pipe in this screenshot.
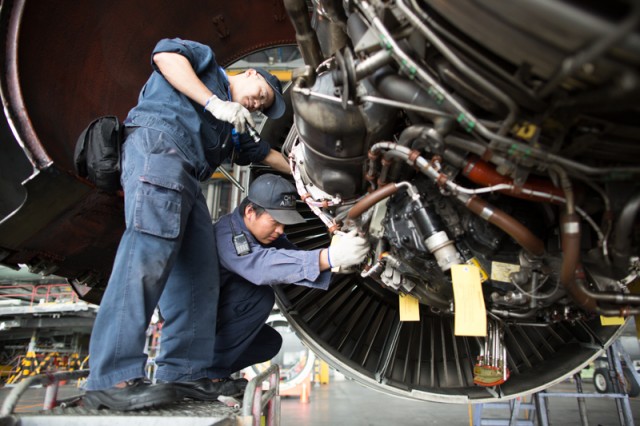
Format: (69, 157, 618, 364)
(490, 309, 538, 319)
(399, 0, 519, 136)
(284, 0, 324, 75)
(574, 268, 640, 305)
(359, 0, 640, 177)
(611, 191, 640, 275)
(559, 212, 597, 311)
(536, 2, 640, 99)
(369, 142, 546, 256)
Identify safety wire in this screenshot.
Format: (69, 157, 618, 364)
(289, 134, 340, 230)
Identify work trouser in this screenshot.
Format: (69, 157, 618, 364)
(85, 128, 219, 390)
(209, 279, 283, 378)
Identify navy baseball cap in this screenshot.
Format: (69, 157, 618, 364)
(254, 68, 286, 120)
(247, 174, 305, 225)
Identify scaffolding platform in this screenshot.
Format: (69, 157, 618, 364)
(473, 338, 638, 426)
(0, 365, 281, 426)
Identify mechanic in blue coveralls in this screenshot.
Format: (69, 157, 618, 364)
(83, 38, 291, 411)
(212, 174, 370, 375)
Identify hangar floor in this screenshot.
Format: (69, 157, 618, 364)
(280, 374, 640, 426)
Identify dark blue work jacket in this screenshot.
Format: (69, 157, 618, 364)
(124, 38, 270, 181)
(215, 207, 331, 290)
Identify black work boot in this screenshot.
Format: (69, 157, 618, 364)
(83, 378, 180, 411)
(170, 377, 249, 401)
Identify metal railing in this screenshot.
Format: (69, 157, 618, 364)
(0, 369, 90, 417)
(0, 284, 79, 307)
(239, 364, 281, 426)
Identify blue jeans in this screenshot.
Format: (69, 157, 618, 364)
(85, 128, 219, 390)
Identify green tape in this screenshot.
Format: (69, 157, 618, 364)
(456, 113, 476, 132)
(427, 87, 445, 104)
(381, 36, 392, 51)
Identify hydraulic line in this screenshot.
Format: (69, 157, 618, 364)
(374, 142, 605, 244)
(463, 195, 545, 257)
(399, 0, 519, 136)
(356, 0, 640, 177)
(462, 156, 565, 202)
(536, 2, 640, 99)
(369, 142, 545, 256)
(347, 183, 400, 220)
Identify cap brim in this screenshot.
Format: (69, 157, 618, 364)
(266, 208, 305, 225)
(263, 93, 285, 119)
(255, 68, 286, 120)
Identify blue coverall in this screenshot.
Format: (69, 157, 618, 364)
(86, 38, 271, 390)
(212, 207, 331, 377)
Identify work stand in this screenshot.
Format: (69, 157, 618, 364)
(473, 339, 637, 426)
(0, 364, 281, 426)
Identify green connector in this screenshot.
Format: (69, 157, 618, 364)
(427, 87, 445, 104)
(456, 113, 476, 132)
(380, 36, 392, 51)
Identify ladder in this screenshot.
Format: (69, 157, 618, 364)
(471, 395, 537, 426)
(0, 364, 281, 426)
(472, 338, 636, 426)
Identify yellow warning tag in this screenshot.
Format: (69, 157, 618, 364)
(399, 293, 420, 321)
(600, 315, 625, 326)
(490, 261, 520, 283)
(452, 264, 487, 336)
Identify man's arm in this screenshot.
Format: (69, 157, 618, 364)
(261, 149, 291, 174)
(215, 214, 331, 289)
(280, 234, 329, 271)
(153, 52, 211, 106)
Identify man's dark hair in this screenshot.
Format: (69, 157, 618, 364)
(239, 197, 266, 218)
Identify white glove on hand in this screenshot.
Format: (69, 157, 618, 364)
(328, 230, 369, 269)
(204, 96, 255, 134)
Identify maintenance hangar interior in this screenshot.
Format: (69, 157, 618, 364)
(0, 1, 639, 425)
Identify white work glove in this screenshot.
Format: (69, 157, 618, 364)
(204, 95, 255, 134)
(327, 230, 370, 271)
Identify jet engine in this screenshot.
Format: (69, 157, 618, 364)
(268, 0, 640, 402)
(0, 0, 638, 403)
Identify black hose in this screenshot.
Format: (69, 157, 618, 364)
(371, 67, 442, 122)
(612, 191, 640, 275)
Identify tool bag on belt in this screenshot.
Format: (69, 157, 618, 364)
(74, 115, 124, 193)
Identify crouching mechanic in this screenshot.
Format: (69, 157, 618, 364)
(211, 174, 369, 375)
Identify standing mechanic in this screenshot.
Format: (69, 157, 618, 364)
(211, 174, 370, 376)
(83, 38, 290, 411)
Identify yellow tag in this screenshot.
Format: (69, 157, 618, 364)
(515, 122, 538, 141)
(399, 294, 420, 321)
(490, 261, 520, 283)
(452, 264, 487, 336)
(466, 258, 488, 283)
(600, 315, 625, 326)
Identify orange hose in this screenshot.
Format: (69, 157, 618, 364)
(462, 156, 564, 202)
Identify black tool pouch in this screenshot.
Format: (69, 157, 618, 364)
(74, 116, 124, 193)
